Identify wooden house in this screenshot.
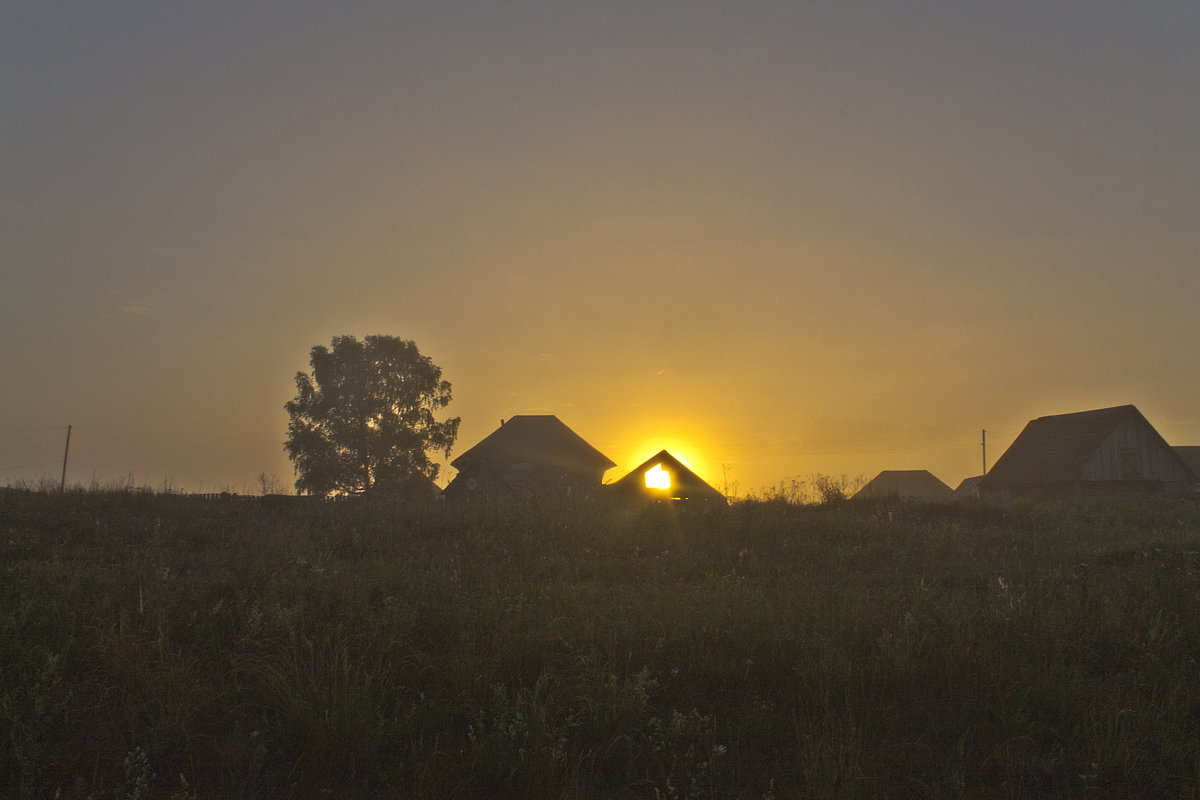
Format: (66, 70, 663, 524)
(853, 470, 954, 502)
(443, 415, 615, 501)
(607, 450, 726, 503)
(978, 405, 1197, 502)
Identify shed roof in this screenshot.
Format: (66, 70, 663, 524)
(451, 415, 615, 473)
(981, 404, 1170, 487)
(853, 469, 954, 501)
(1172, 446, 1200, 481)
(953, 475, 985, 499)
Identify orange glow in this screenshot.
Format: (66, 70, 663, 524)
(644, 463, 671, 489)
(622, 435, 711, 486)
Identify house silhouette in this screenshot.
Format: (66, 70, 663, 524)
(443, 415, 614, 500)
(979, 405, 1197, 502)
(608, 450, 726, 503)
(854, 470, 954, 502)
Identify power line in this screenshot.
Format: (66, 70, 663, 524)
(83, 426, 281, 445)
(0, 460, 62, 473)
(0, 429, 66, 446)
(0, 425, 66, 435)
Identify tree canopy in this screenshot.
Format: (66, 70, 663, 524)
(284, 335, 460, 496)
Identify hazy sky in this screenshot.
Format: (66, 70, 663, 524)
(4, 2, 1199, 495)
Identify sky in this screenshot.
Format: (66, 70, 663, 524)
(3, 2, 1200, 496)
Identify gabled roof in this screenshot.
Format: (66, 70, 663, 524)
(981, 404, 1171, 487)
(609, 450, 726, 502)
(853, 470, 954, 501)
(450, 415, 615, 473)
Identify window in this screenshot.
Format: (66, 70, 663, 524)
(645, 463, 671, 490)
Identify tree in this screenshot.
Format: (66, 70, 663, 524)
(284, 335, 460, 495)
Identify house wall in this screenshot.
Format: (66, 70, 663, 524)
(1081, 418, 1194, 483)
(1079, 480, 1190, 502)
(980, 482, 1078, 503)
(984, 479, 1194, 504)
(444, 461, 608, 502)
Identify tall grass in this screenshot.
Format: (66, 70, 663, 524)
(2, 487, 1199, 798)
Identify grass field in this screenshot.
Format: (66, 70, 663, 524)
(2, 488, 1199, 799)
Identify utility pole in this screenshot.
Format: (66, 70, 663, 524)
(981, 429, 987, 476)
(60, 425, 71, 492)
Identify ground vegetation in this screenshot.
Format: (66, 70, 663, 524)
(2, 488, 1199, 798)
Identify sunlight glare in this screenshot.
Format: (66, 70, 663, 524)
(645, 463, 671, 490)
